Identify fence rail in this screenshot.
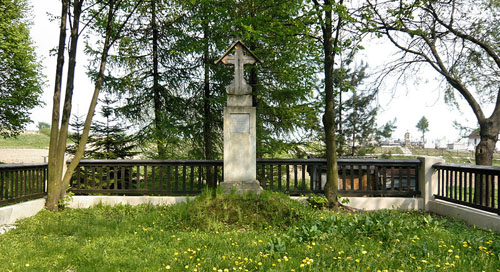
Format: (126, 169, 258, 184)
(69, 160, 223, 195)
(258, 158, 421, 196)
(0, 163, 47, 206)
(69, 158, 421, 196)
(434, 163, 500, 215)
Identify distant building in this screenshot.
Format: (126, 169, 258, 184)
(467, 130, 480, 147)
(434, 137, 448, 149)
(447, 138, 468, 150)
(467, 130, 500, 151)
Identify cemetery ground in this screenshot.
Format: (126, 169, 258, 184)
(0, 191, 499, 271)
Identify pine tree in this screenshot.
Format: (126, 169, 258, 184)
(341, 92, 377, 156)
(86, 96, 137, 159)
(67, 114, 85, 156)
(332, 61, 378, 157)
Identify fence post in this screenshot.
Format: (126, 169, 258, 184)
(418, 156, 445, 211)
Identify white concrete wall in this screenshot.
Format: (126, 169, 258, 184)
(429, 199, 500, 232)
(291, 196, 423, 211)
(418, 156, 445, 211)
(68, 195, 193, 209)
(0, 198, 46, 225)
(342, 197, 423, 210)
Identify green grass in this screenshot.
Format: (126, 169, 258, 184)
(372, 147, 403, 155)
(1, 191, 499, 271)
(0, 133, 51, 149)
(0, 133, 75, 149)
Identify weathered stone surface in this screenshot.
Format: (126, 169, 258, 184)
(218, 42, 260, 95)
(224, 107, 257, 183)
(220, 180, 263, 194)
(230, 113, 250, 133)
(227, 95, 252, 107)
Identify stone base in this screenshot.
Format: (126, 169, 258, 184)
(220, 180, 263, 195)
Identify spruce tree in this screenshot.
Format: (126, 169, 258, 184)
(86, 96, 137, 159)
(67, 114, 85, 156)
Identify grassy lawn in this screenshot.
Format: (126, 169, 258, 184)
(0, 133, 51, 149)
(1, 192, 499, 271)
(0, 133, 74, 149)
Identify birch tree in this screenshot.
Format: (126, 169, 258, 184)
(46, 0, 141, 210)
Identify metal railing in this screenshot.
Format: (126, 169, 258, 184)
(434, 163, 500, 215)
(69, 158, 421, 196)
(0, 163, 47, 206)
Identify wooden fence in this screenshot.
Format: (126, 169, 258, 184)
(434, 163, 500, 215)
(0, 163, 47, 206)
(68, 158, 421, 196)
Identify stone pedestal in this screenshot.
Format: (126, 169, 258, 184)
(221, 102, 262, 194)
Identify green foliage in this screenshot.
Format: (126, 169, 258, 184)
(416, 116, 430, 141)
(85, 96, 137, 159)
(57, 189, 74, 210)
(93, 0, 320, 159)
(306, 194, 329, 209)
(0, 0, 44, 137)
(377, 118, 397, 142)
(169, 190, 314, 231)
(334, 62, 379, 156)
(37, 122, 50, 130)
(66, 114, 85, 156)
(1, 197, 499, 271)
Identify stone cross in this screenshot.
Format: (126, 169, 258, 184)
(221, 44, 255, 94)
(215, 40, 263, 95)
(216, 40, 263, 194)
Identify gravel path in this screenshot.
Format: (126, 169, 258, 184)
(0, 148, 49, 164)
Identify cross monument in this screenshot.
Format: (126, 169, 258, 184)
(215, 40, 263, 194)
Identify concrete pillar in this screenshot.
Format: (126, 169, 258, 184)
(418, 156, 445, 211)
(221, 105, 262, 194)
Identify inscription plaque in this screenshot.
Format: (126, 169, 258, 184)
(230, 113, 250, 133)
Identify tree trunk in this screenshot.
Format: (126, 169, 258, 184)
(338, 88, 343, 157)
(151, 0, 166, 158)
(321, 0, 341, 209)
(54, 0, 84, 203)
(59, 0, 119, 199)
(202, 22, 215, 189)
(250, 66, 260, 157)
(46, 0, 69, 210)
(248, 41, 260, 158)
(473, 118, 499, 204)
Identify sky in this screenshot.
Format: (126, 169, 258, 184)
(27, 0, 480, 144)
